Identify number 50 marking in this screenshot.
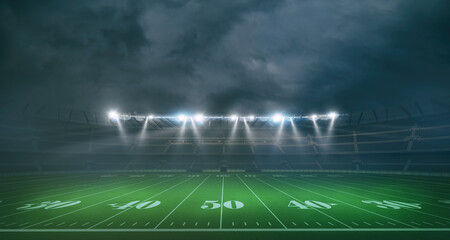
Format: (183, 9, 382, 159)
(201, 200, 244, 209)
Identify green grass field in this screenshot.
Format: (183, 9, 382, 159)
(0, 173, 449, 239)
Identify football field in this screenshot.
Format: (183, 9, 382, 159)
(0, 173, 449, 239)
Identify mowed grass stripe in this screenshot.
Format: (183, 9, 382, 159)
(0, 175, 156, 212)
(1, 228, 450, 232)
(0, 174, 102, 197)
(0, 174, 94, 186)
(89, 176, 203, 229)
(155, 175, 223, 229)
(326, 174, 450, 200)
(352, 174, 450, 188)
(0, 175, 140, 206)
(293, 177, 450, 222)
(265, 176, 417, 228)
(255, 177, 351, 228)
(302, 176, 450, 210)
(0, 173, 133, 198)
(154, 175, 210, 229)
(340, 175, 450, 198)
(22, 176, 183, 229)
(237, 175, 286, 229)
(0, 175, 166, 220)
(222, 175, 285, 228)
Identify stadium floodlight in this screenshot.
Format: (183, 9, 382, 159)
(177, 114, 187, 121)
(230, 115, 238, 121)
(108, 111, 119, 120)
(248, 115, 255, 121)
(328, 112, 337, 120)
(148, 115, 154, 119)
(272, 114, 284, 122)
(194, 114, 205, 122)
(311, 114, 318, 121)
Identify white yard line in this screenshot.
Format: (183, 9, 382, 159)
(237, 175, 286, 229)
(306, 176, 450, 210)
(89, 176, 195, 229)
(23, 176, 180, 229)
(220, 176, 224, 229)
(272, 177, 416, 228)
(256, 178, 351, 229)
(0, 176, 144, 211)
(294, 177, 450, 221)
(154, 175, 210, 229)
(352, 174, 450, 187)
(1, 228, 450, 232)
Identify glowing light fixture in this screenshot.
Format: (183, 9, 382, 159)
(328, 112, 337, 120)
(248, 115, 255, 121)
(194, 114, 205, 122)
(230, 115, 238, 121)
(108, 111, 119, 120)
(272, 114, 283, 122)
(311, 114, 318, 121)
(177, 114, 187, 121)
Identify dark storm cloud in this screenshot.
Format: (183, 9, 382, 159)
(1, 0, 449, 115)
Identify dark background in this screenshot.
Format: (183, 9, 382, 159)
(1, 0, 449, 115)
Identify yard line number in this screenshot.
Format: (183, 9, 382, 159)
(288, 200, 337, 209)
(201, 200, 244, 210)
(17, 201, 81, 210)
(361, 200, 421, 209)
(109, 200, 161, 210)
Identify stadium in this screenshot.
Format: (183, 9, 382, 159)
(1, 1, 450, 240)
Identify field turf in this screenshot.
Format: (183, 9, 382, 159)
(0, 173, 449, 239)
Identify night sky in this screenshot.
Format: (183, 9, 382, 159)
(1, 0, 449, 115)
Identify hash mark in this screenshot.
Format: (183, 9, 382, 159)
(120, 222, 126, 227)
(387, 222, 396, 226)
(256, 222, 259, 226)
(411, 222, 421, 226)
(19, 222, 29, 227)
(145, 222, 150, 227)
(423, 222, 433, 226)
(132, 222, 138, 227)
(195, 222, 198, 226)
(328, 222, 334, 226)
(107, 222, 114, 227)
(292, 222, 296, 226)
(82, 222, 90, 227)
(375, 222, 383, 226)
(363, 222, 371, 226)
(352, 222, 359, 226)
(244, 222, 247, 226)
(170, 222, 174, 226)
(182, 222, 186, 226)
(304, 222, 309, 226)
(435, 222, 445, 226)
(57, 222, 65, 226)
(207, 222, 210, 226)
(44, 222, 53, 227)
(268, 222, 272, 226)
(69, 222, 77, 227)
(316, 222, 321, 226)
(232, 222, 235, 226)
(6, 222, 17, 227)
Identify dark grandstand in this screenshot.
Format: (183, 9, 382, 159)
(1, 96, 449, 175)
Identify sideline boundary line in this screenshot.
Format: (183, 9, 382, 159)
(0, 228, 449, 232)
